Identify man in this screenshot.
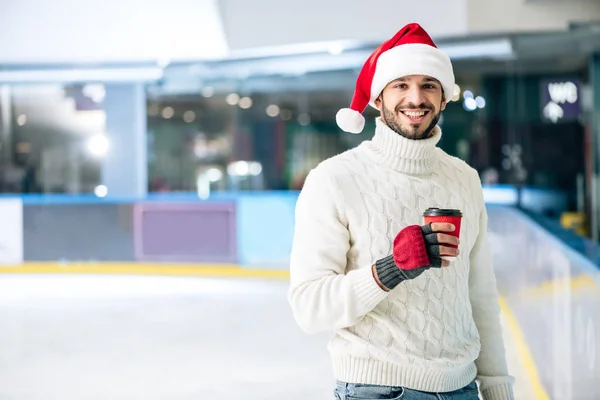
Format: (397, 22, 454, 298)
(288, 23, 515, 400)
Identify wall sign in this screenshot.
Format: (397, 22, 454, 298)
(541, 78, 581, 123)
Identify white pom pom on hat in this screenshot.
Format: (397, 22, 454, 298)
(336, 23, 455, 134)
(335, 108, 365, 134)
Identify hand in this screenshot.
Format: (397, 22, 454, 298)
(373, 222, 459, 291)
(420, 222, 460, 268)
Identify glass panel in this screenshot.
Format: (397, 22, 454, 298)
(0, 84, 106, 194)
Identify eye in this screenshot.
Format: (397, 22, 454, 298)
(423, 84, 437, 90)
(394, 83, 408, 89)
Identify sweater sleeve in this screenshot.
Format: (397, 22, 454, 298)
(288, 167, 389, 334)
(468, 177, 515, 400)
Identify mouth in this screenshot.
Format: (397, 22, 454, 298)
(399, 109, 430, 123)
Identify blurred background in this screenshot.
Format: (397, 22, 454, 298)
(0, 0, 599, 399)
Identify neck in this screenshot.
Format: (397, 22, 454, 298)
(367, 117, 442, 175)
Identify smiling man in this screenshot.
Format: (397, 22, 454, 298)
(288, 23, 515, 400)
(377, 75, 445, 140)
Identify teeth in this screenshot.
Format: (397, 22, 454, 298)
(404, 111, 426, 118)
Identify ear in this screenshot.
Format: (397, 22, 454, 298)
(440, 95, 447, 111)
(374, 94, 383, 111)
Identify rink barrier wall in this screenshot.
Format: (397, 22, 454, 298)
(0, 185, 568, 266)
(1, 195, 599, 399)
(487, 207, 599, 399)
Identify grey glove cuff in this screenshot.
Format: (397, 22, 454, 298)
(375, 255, 405, 290)
(375, 255, 429, 290)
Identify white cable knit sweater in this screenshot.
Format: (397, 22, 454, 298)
(288, 118, 514, 400)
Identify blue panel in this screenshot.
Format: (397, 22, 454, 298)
(482, 184, 567, 216)
(236, 192, 299, 267)
(102, 84, 147, 198)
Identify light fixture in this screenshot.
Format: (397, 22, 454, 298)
(439, 39, 514, 60)
(239, 97, 253, 109)
(162, 107, 174, 119)
(227, 161, 262, 176)
(94, 185, 108, 198)
(266, 105, 280, 117)
(87, 135, 109, 157)
(82, 84, 106, 103)
(248, 162, 262, 176)
(17, 114, 27, 126)
(0, 67, 163, 83)
(463, 98, 477, 112)
(206, 168, 223, 182)
(183, 111, 196, 123)
(328, 43, 344, 56)
(475, 96, 486, 109)
(226, 93, 240, 105)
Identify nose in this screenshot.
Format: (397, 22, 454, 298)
(404, 86, 426, 108)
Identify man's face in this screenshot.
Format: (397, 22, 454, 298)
(374, 75, 446, 140)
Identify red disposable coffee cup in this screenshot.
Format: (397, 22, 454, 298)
(423, 208, 462, 258)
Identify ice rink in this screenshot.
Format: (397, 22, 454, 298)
(0, 274, 536, 400)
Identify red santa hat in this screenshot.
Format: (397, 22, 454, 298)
(336, 23, 455, 134)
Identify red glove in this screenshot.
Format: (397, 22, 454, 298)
(375, 224, 445, 290)
(392, 225, 431, 270)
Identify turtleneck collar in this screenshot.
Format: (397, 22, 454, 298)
(365, 117, 442, 175)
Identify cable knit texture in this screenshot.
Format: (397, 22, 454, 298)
(288, 118, 514, 399)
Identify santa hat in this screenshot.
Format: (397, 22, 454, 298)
(336, 23, 455, 134)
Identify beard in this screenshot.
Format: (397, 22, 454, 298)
(382, 98, 441, 140)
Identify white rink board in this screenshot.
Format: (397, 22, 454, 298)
(0, 198, 23, 265)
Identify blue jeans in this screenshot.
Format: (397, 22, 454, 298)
(334, 380, 479, 400)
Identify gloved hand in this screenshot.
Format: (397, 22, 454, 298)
(374, 222, 459, 290)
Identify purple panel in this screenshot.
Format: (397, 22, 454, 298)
(133, 202, 237, 263)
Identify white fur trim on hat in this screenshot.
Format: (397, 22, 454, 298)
(369, 43, 455, 107)
(336, 108, 365, 134)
